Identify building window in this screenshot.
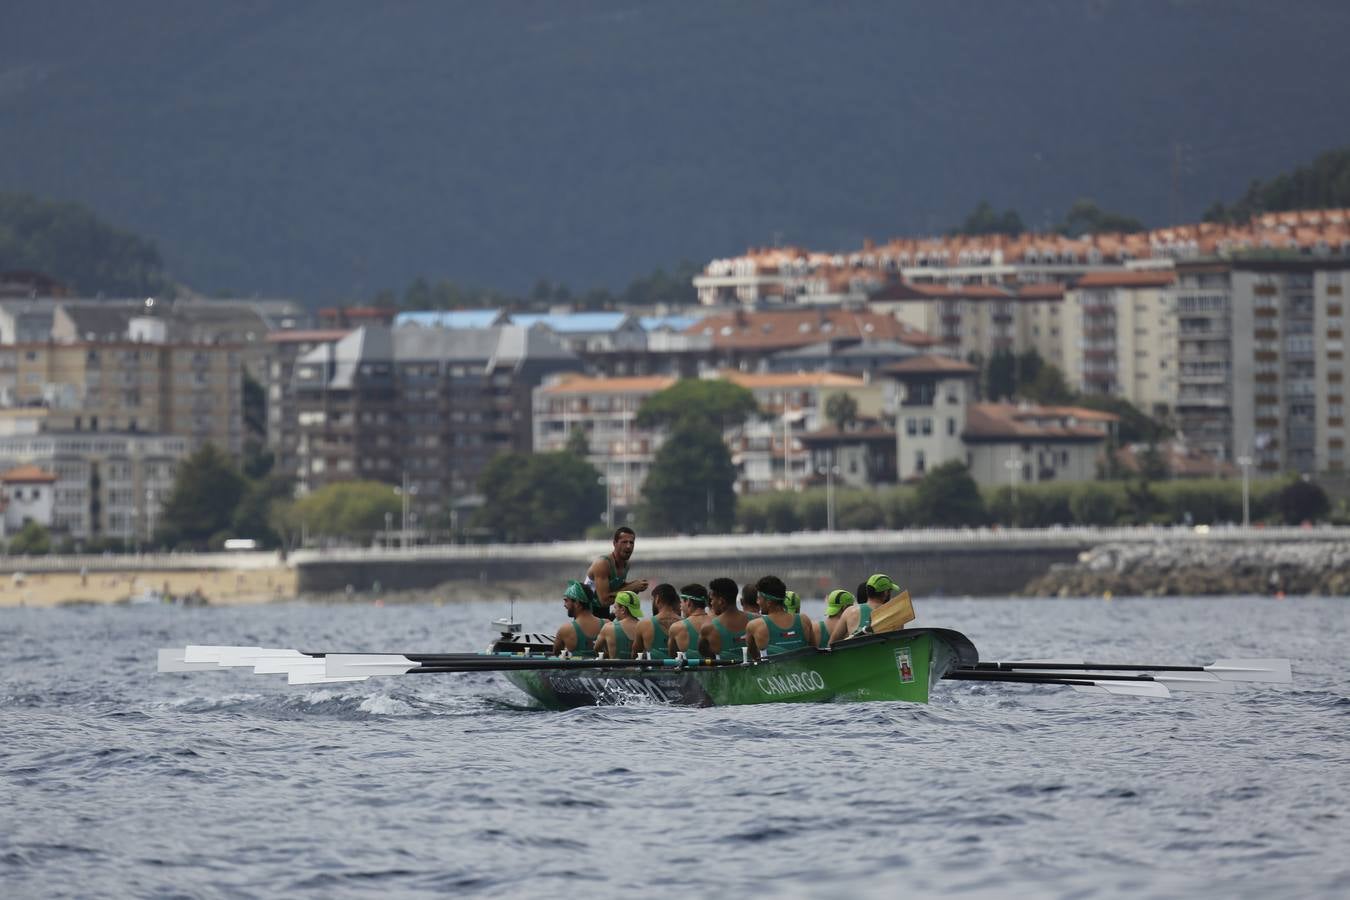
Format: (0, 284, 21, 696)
(905, 419, 917, 436)
(915, 450, 926, 474)
(948, 418, 956, 436)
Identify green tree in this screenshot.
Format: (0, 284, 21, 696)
(156, 444, 247, 548)
(636, 379, 758, 430)
(0, 191, 173, 296)
(984, 348, 1017, 401)
(1021, 364, 1074, 405)
(824, 392, 858, 431)
(1070, 484, 1121, 525)
(1056, 198, 1144, 235)
(231, 473, 294, 548)
(913, 461, 987, 527)
(1204, 146, 1350, 223)
(7, 521, 51, 555)
(1277, 478, 1330, 524)
(638, 419, 737, 535)
(1073, 394, 1172, 443)
(474, 451, 605, 542)
(242, 371, 266, 441)
(1137, 443, 1170, 480)
(951, 201, 1025, 237)
(564, 427, 591, 458)
(275, 480, 402, 544)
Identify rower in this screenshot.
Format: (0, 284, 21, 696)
(583, 527, 650, 620)
(594, 590, 643, 659)
(667, 583, 712, 657)
(699, 577, 752, 662)
(745, 575, 816, 658)
(817, 589, 855, 648)
(830, 573, 900, 643)
(740, 583, 761, 617)
(633, 583, 681, 661)
(552, 580, 604, 656)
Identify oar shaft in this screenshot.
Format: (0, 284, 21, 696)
(956, 669, 1165, 684)
(976, 662, 1207, 673)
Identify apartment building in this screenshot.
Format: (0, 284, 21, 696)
(533, 371, 882, 503)
(873, 282, 1065, 369)
(1060, 270, 1177, 416)
(0, 427, 188, 541)
(0, 335, 243, 455)
(264, 329, 350, 481)
(682, 308, 939, 373)
(292, 325, 581, 515)
(533, 374, 675, 512)
(695, 211, 1350, 310)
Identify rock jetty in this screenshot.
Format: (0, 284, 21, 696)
(1023, 540, 1350, 597)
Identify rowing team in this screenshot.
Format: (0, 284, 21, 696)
(553, 572, 906, 662)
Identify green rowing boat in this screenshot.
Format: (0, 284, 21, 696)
(501, 628, 979, 709)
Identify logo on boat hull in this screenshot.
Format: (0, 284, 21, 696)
(895, 648, 915, 684)
(755, 670, 827, 697)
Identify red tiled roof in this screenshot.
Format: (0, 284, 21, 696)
(0, 464, 57, 483)
(1074, 271, 1176, 289)
(539, 374, 676, 395)
(686, 309, 937, 349)
(963, 403, 1113, 442)
(883, 354, 979, 376)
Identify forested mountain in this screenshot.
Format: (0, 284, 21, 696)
(0, 192, 171, 296)
(1204, 148, 1350, 223)
(3, 1, 1350, 303)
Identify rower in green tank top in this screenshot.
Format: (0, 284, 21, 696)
(830, 573, 903, 644)
(745, 575, 818, 658)
(552, 580, 603, 656)
(698, 577, 753, 662)
(594, 590, 643, 659)
(818, 588, 856, 649)
(634, 583, 681, 661)
(667, 583, 711, 657)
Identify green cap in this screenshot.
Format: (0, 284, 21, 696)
(866, 573, 899, 594)
(563, 580, 596, 610)
(614, 590, 643, 619)
(783, 590, 801, 614)
(825, 589, 856, 616)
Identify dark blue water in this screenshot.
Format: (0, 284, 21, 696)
(2, 595, 1347, 899)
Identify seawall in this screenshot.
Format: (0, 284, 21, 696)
(287, 527, 1350, 598)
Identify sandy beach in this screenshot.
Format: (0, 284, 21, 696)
(1, 567, 298, 608)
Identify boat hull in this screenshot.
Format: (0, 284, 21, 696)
(502, 628, 978, 709)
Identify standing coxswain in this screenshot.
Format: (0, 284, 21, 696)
(584, 527, 650, 619)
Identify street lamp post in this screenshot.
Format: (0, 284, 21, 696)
(1004, 455, 1021, 525)
(1237, 455, 1253, 528)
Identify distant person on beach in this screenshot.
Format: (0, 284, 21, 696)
(583, 527, 649, 619)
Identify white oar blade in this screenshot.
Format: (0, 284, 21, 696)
(1155, 673, 1235, 693)
(253, 658, 323, 676)
(1208, 659, 1292, 683)
(1071, 681, 1171, 698)
(994, 659, 1085, 667)
(184, 645, 261, 664)
(158, 649, 222, 673)
(288, 670, 370, 685)
(325, 654, 418, 679)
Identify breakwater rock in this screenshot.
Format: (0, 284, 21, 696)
(1023, 540, 1350, 597)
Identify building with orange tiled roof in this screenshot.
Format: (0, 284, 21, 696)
(0, 464, 56, 538)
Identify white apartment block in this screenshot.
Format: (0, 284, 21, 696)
(874, 282, 1065, 369)
(1061, 271, 1178, 417)
(532, 371, 882, 504)
(0, 429, 188, 541)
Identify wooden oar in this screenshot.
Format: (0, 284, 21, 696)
(868, 590, 915, 633)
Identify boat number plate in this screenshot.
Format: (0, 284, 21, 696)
(895, 648, 915, 684)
